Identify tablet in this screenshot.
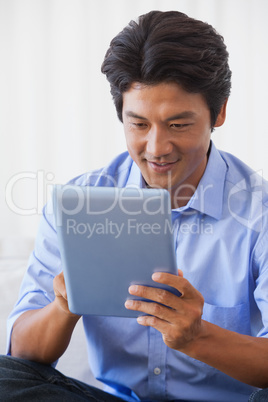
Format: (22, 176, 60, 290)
(53, 184, 178, 317)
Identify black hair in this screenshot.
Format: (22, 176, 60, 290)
(101, 10, 232, 128)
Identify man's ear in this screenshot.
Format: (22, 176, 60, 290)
(214, 99, 228, 128)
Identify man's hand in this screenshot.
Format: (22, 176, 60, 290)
(125, 270, 205, 351)
(53, 271, 80, 318)
(11, 271, 81, 364)
(125, 269, 268, 388)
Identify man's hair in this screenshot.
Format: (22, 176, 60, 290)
(101, 10, 232, 128)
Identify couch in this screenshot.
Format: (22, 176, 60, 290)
(0, 236, 103, 389)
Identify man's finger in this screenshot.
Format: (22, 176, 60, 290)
(152, 272, 197, 299)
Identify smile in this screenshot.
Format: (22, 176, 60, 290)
(147, 160, 178, 173)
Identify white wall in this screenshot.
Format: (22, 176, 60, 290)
(1, 0, 268, 243)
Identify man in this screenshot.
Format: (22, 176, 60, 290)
(1, 10, 268, 402)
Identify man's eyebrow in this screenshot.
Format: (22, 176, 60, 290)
(124, 111, 148, 120)
(165, 111, 197, 121)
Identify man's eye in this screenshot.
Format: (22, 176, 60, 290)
(132, 122, 147, 128)
(170, 123, 189, 128)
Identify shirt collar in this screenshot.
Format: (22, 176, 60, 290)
(188, 141, 227, 220)
(126, 160, 145, 188)
(126, 141, 227, 220)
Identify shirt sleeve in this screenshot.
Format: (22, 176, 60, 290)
(6, 199, 62, 354)
(253, 227, 268, 338)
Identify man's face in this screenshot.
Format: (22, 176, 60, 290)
(122, 82, 224, 207)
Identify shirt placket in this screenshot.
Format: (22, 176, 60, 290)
(148, 326, 167, 399)
(147, 211, 181, 399)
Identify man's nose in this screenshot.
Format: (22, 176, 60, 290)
(145, 126, 173, 157)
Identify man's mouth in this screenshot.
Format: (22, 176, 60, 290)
(147, 160, 178, 172)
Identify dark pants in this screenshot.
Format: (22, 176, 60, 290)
(249, 389, 268, 402)
(0, 355, 123, 401)
(0, 354, 267, 401)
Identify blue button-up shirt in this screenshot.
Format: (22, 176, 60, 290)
(7, 142, 268, 401)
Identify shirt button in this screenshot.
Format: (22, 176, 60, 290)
(154, 367, 161, 375)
